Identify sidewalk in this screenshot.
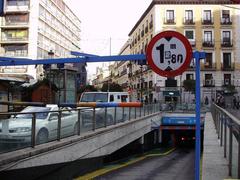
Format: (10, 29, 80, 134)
(202, 112, 230, 180)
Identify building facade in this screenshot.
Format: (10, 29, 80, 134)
(0, 0, 81, 79)
(0, 0, 86, 103)
(127, 0, 240, 103)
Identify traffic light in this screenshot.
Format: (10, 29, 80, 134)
(0, 0, 5, 16)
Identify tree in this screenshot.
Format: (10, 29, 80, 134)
(101, 82, 123, 92)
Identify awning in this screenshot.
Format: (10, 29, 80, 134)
(163, 90, 180, 97)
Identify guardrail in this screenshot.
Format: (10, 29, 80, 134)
(211, 104, 240, 179)
(0, 103, 161, 154)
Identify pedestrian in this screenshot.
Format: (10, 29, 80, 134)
(204, 96, 209, 105)
(233, 96, 237, 109)
(237, 96, 240, 109)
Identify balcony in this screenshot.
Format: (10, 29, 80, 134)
(183, 18, 195, 25)
(164, 18, 176, 25)
(221, 40, 233, 48)
(221, 63, 234, 71)
(202, 18, 214, 25)
(203, 63, 216, 70)
(1, 17, 29, 27)
(222, 80, 234, 86)
(149, 21, 153, 29)
(4, 50, 28, 57)
(120, 69, 127, 76)
(5, 0, 30, 12)
(145, 26, 148, 34)
(202, 40, 214, 47)
(203, 79, 215, 87)
(189, 40, 196, 47)
(1, 36, 28, 43)
(221, 18, 232, 25)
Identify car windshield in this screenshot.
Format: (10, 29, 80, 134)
(80, 93, 108, 102)
(16, 106, 51, 119)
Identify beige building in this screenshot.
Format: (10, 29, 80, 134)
(127, 0, 240, 103)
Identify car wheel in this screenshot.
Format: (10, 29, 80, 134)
(36, 129, 48, 144)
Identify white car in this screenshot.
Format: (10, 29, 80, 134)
(0, 105, 78, 145)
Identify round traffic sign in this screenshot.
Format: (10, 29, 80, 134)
(146, 31, 192, 77)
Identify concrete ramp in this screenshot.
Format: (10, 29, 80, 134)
(0, 113, 161, 170)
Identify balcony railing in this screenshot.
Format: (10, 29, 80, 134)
(221, 18, 232, 25)
(5, 0, 30, 12)
(222, 80, 234, 86)
(202, 40, 214, 47)
(221, 63, 234, 71)
(203, 79, 215, 87)
(221, 39, 233, 47)
(164, 18, 176, 24)
(1, 19, 29, 26)
(203, 62, 216, 70)
(202, 18, 214, 25)
(183, 18, 195, 25)
(5, 51, 28, 57)
(1, 36, 28, 42)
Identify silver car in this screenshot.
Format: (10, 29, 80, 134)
(0, 105, 78, 145)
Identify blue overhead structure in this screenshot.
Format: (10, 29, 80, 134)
(0, 0, 4, 16)
(0, 53, 146, 66)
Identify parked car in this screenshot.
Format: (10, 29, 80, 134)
(0, 105, 78, 145)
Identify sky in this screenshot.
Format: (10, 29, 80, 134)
(65, 0, 152, 77)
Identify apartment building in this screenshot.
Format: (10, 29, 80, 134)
(128, 0, 240, 103)
(0, 0, 81, 80)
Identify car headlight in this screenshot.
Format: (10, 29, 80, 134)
(10, 127, 32, 133)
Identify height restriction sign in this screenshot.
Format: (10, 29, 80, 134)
(146, 31, 192, 77)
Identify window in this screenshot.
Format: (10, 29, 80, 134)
(203, 10, 212, 24)
(185, 10, 193, 23)
(203, 31, 214, 47)
(205, 74, 214, 86)
(185, 30, 194, 40)
(166, 10, 175, 23)
(223, 53, 231, 69)
(222, 31, 231, 46)
(224, 74, 231, 85)
(222, 10, 231, 24)
(205, 53, 213, 68)
(203, 10, 211, 21)
(186, 74, 194, 80)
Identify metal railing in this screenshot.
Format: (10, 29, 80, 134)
(211, 104, 240, 179)
(0, 103, 161, 154)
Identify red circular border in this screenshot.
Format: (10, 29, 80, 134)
(146, 31, 192, 77)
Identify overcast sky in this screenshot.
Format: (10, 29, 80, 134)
(65, 0, 152, 77)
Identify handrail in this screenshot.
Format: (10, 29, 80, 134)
(211, 103, 240, 178)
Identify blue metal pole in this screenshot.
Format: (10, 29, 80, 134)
(195, 51, 201, 180)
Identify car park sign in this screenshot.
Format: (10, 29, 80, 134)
(146, 31, 192, 77)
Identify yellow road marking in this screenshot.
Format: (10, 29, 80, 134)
(75, 148, 176, 180)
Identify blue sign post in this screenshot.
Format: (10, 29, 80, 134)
(193, 51, 206, 180)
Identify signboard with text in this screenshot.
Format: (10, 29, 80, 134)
(146, 31, 192, 77)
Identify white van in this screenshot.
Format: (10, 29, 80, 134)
(80, 92, 130, 103)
